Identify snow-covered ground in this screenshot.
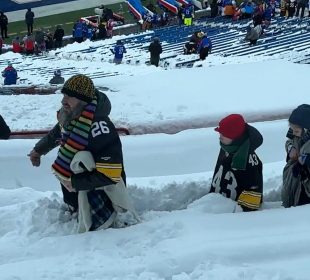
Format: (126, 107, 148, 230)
(0, 37, 310, 279)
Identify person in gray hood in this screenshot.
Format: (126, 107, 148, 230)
(282, 104, 310, 207)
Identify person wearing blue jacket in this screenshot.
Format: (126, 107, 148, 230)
(2, 63, 17, 85)
(72, 20, 87, 43)
(111, 40, 126, 64)
(197, 33, 212, 60)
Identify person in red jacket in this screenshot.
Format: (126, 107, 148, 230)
(23, 34, 34, 55)
(12, 36, 23, 53)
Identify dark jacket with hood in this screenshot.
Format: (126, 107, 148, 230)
(53, 26, 65, 42)
(0, 115, 11, 139)
(148, 39, 162, 59)
(25, 9, 35, 25)
(282, 104, 310, 207)
(49, 75, 65, 85)
(209, 124, 263, 211)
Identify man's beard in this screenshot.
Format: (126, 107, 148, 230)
(58, 101, 87, 127)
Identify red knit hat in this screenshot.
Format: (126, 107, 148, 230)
(215, 114, 246, 140)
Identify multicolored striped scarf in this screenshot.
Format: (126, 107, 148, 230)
(51, 98, 97, 180)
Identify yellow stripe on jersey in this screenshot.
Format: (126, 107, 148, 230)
(96, 163, 122, 182)
(238, 191, 262, 210)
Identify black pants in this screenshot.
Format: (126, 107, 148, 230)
(150, 57, 160, 67)
(296, 3, 305, 17)
(199, 47, 209, 60)
(1, 25, 7, 38)
(61, 183, 78, 211)
(27, 23, 33, 35)
(54, 40, 62, 49)
(249, 39, 257, 46)
(298, 185, 310, 206)
(75, 37, 83, 43)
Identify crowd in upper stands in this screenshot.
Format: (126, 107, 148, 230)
(0, 0, 309, 66)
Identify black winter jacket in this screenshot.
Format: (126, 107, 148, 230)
(0, 115, 11, 139)
(209, 124, 263, 211)
(148, 42, 162, 59)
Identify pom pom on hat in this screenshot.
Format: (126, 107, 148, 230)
(61, 74, 95, 103)
(215, 114, 246, 140)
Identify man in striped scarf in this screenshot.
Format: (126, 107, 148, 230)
(28, 74, 137, 232)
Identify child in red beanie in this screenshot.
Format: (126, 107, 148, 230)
(210, 114, 264, 211)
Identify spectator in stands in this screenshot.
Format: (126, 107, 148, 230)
(217, 0, 224, 16)
(101, 6, 114, 21)
(288, 0, 297, 17)
(73, 19, 87, 43)
(245, 24, 262, 46)
(295, 0, 307, 17)
(253, 9, 263, 27)
(106, 18, 115, 38)
(189, 31, 203, 51)
(28, 74, 137, 233)
(210, 0, 219, 17)
(262, 4, 273, 28)
(223, 1, 236, 17)
(197, 32, 212, 60)
(280, 0, 288, 16)
(282, 104, 310, 207)
(161, 12, 169, 26)
(45, 29, 54, 50)
(25, 8, 35, 35)
(23, 34, 35, 55)
(53, 25, 64, 49)
(182, 3, 194, 26)
(86, 24, 95, 40)
(0, 114, 10, 139)
(240, 1, 254, 19)
(148, 37, 162, 67)
(2, 62, 18, 85)
(209, 114, 263, 211)
(111, 40, 126, 64)
(183, 38, 198, 54)
(142, 12, 153, 30)
(97, 20, 107, 40)
(49, 70, 65, 85)
(178, 6, 185, 25)
(12, 36, 23, 53)
(0, 36, 3, 55)
(0, 11, 9, 39)
(34, 28, 46, 54)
